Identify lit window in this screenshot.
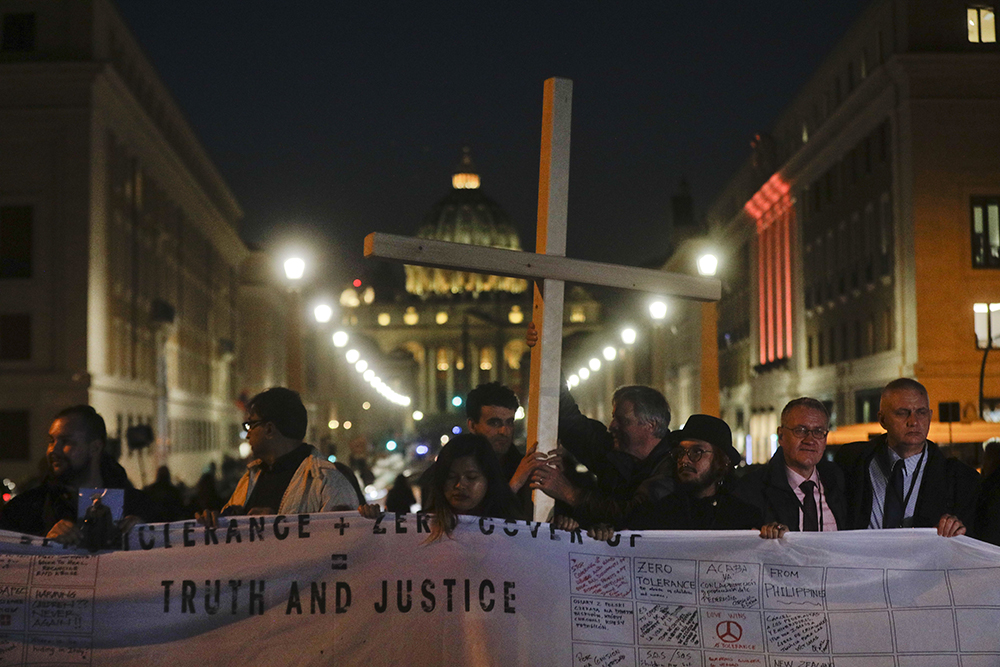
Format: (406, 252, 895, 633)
(436, 348, 449, 371)
(968, 7, 997, 42)
(974, 303, 1000, 348)
(403, 307, 419, 325)
(570, 305, 586, 322)
(377, 313, 391, 326)
(480, 347, 494, 371)
(340, 288, 360, 308)
(972, 197, 1000, 268)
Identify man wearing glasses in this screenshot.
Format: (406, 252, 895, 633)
(733, 398, 846, 538)
(630, 414, 761, 530)
(196, 387, 358, 527)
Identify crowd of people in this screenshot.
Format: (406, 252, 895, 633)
(1, 374, 997, 549)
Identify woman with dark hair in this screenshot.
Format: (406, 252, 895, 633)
(361, 433, 524, 542)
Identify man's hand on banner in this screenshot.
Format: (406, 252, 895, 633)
(586, 524, 615, 542)
(937, 514, 966, 537)
(358, 504, 383, 519)
(759, 522, 789, 539)
(551, 514, 580, 532)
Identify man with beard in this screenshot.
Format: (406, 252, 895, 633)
(0, 405, 159, 544)
(630, 414, 761, 530)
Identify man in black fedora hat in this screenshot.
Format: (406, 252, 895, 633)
(630, 414, 761, 531)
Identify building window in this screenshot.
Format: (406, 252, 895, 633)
(968, 6, 997, 43)
(0, 13, 36, 52)
(0, 410, 30, 460)
(0, 206, 32, 278)
(436, 348, 450, 372)
(879, 195, 893, 276)
(0, 313, 30, 361)
(972, 197, 1000, 267)
(479, 347, 494, 371)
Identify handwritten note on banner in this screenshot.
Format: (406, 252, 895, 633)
(1, 514, 1000, 666)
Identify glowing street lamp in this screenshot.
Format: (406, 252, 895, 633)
(332, 331, 349, 347)
(649, 300, 668, 320)
(314, 304, 333, 323)
(697, 253, 719, 277)
(603, 346, 617, 361)
(621, 328, 637, 345)
(284, 257, 306, 281)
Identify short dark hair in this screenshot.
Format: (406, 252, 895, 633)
(612, 386, 671, 438)
(466, 382, 519, 422)
(247, 387, 307, 440)
(54, 405, 107, 444)
(780, 397, 829, 425)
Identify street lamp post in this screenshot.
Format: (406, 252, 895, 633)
(284, 257, 305, 393)
(697, 253, 720, 417)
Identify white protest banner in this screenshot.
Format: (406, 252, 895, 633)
(1, 512, 999, 666)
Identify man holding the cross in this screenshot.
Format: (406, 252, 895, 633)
(530, 376, 675, 528)
(834, 378, 979, 537)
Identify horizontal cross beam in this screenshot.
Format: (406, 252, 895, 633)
(364, 232, 721, 302)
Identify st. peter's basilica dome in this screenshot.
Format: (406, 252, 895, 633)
(405, 148, 529, 297)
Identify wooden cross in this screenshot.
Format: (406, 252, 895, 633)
(365, 78, 720, 520)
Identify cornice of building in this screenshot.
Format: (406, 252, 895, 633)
(92, 0, 243, 226)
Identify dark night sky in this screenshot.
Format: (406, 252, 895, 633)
(114, 1, 871, 290)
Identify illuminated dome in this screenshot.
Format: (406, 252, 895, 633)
(406, 148, 528, 297)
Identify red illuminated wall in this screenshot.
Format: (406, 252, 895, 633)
(745, 175, 793, 366)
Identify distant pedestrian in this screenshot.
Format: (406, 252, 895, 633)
(385, 473, 417, 514)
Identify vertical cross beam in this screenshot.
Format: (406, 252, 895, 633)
(527, 78, 572, 522)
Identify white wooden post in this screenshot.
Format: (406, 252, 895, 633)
(526, 78, 572, 521)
